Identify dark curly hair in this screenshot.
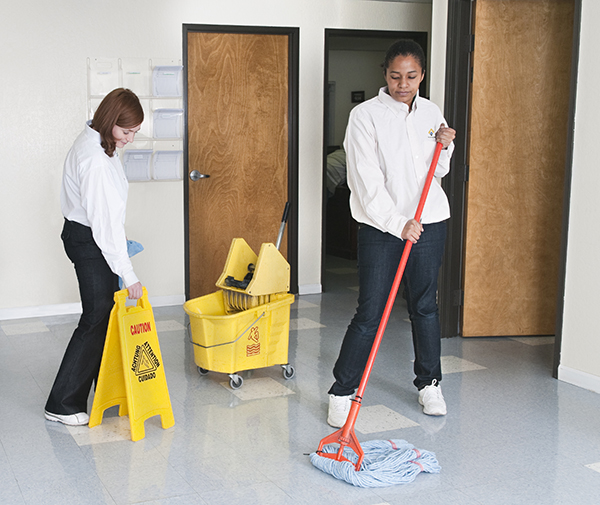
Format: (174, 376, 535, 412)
(383, 39, 426, 75)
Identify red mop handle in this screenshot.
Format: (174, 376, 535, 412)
(354, 141, 444, 400)
(317, 142, 444, 471)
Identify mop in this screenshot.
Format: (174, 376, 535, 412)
(311, 142, 444, 487)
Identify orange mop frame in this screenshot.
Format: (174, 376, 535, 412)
(316, 142, 444, 471)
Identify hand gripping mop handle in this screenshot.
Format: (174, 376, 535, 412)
(317, 142, 444, 471)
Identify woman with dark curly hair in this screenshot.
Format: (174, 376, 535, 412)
(327, 40, 456, 428)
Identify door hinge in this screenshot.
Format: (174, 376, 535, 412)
(453, 290, 464, 307)
(463, 164, 470, 182)
(470, 33, 475, 52)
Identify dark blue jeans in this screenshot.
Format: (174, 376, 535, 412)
(329, 222, 447, 396)
(45, 219, 119, 415)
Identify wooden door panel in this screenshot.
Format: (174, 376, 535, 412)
(187, 32, 288, 299)
(463, 0, 574, 336)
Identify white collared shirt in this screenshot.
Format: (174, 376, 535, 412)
(60, 122, 139, 287)
(343, 87, 454, 239)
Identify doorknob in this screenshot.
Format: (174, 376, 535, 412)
(189, 170, 210, 181)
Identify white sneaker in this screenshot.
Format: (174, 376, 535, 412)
(44, 410, 90, 426)
(327, 394, 352, 428)
(418, 380, 447, 416)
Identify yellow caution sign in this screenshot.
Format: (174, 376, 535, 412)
(89, 288, 175, 441)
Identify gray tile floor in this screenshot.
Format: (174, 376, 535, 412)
(2, 256, 600, 504)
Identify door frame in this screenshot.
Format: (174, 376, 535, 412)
(322, 28, 429, 289)
(182, 24, 300, 300)
(441, 0, 583, 377)
(438, 0, 474, 339)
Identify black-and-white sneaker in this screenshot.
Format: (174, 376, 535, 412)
(418, 380, 447, 416)
(44, 410, 89, 426)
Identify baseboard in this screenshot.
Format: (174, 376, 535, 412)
(147, 294, 186, 307)
(0, 303, 84, 321)
(558, 364, 600, 394)
(298, 283, 322, 295)
(0, 294, 186, 321)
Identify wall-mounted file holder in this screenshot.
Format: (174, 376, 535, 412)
(152, 66, 183, 97)
(121, 57, 152, 97)
(87, 57, 184, 182)
(153, 109, 183, 139)
(153, 150, 183, 180)
(123, 150, 153, 181)
(88, 58, 119, 97)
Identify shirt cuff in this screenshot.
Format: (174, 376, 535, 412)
(387, 214, 409, 241)
(122, 271, 140, 288)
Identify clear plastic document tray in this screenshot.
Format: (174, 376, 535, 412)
(123, 150, 153, 181)
(152, 66, 183, 97)
(153, 150, 183, 180)
(153, 109, 183, 138)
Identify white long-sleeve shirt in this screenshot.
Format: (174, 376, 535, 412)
(60, 122, 139, 287)
(343, 88, 454, 239)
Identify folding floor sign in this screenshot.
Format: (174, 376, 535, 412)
(89, 288, 175, 441)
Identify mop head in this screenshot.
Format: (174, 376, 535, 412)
(310, 439, 440, 488)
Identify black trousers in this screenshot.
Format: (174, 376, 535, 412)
(45, 219, 119, 415)
(329, 222, 446, 397)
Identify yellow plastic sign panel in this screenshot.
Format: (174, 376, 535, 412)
(89, 288, 174, 441)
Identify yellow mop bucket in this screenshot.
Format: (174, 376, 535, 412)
(184, 237, 295, 389)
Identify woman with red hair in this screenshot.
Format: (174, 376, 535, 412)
(45, 88, 144, 426)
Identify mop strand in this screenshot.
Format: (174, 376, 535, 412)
(310, 439, 440, 488)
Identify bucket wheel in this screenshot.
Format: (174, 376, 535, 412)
(282, 364, 295, 380)
(228, 374, 243, 389)
(197, 367, 209, 376)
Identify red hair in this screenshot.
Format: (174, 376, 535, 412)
(91, 88, 143, 157)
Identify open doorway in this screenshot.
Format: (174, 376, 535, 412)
(321, 29, 429, 290)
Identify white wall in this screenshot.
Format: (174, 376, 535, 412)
(328, 50, 388, 147)
(558, 0, 600, 392)
(429, 0, 448, 108)
(0, 0, 432, 318)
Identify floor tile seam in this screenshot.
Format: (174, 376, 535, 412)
(76, 436, 168, 458)
(267, 477, 318, 504)
(90, 453, 189, 489)
(195, 482, 291, 504)
(269, 474, 384, 503)
(0, 321, 50, 337)
(1, 447, 25, 502)
(208, 425, 296, 454)
(458, 476, 551, 497)
(0, 332, 25, 354)
(11, 475, 58, 504)
(286, 354, 323, 376)
(21, 361, 49, 400)
(91, 469, 185, 505)
(9, 458, 111, 500)
(171, 459, 274, 497)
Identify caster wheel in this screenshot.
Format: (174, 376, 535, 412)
(197, 367, 209, 376)
(282, 365, 295, 380)
(229, 375, 243, 389)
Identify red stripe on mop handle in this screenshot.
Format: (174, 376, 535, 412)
(316, 142, 444, 472)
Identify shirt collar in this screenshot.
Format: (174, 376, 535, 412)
(85, 120, 100, 140)
(378, 86, 420, 115)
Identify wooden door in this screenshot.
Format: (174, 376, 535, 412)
(185, 30, 291, 299)
(462, 0, 574, 336)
